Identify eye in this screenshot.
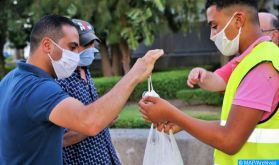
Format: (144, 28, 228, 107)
(69, 45, 78, 51)
(211, 25, 217, 30)
(70, 47, 76, 51)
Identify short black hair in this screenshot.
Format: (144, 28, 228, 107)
(205, 0, 259, 24)
(30, 14, 76, 53)
(272, 17, 279, 30)
(205, 0, 258, 10)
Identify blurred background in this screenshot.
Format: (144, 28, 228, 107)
(1, 0, 278, 78)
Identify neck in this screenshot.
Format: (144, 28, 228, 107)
(27, 53, 55, 78)
(239, 26, 263, 54)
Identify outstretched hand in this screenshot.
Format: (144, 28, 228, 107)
(131, 49, 164, 83)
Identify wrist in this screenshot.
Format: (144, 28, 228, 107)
(165, 106, 178, 123)
(125, 70, 142, 87)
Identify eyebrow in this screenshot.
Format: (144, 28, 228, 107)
(69, 42, 79, 48)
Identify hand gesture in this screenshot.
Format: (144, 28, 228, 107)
(155, 122, 182, 134)
(138, 96, 177, 123)
(187, 67, 208, 88)
(130, 49, 164, 83)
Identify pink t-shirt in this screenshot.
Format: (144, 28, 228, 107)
(215, 36, 279, 121)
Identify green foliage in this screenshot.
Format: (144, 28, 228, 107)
(6, 0, 33, 49)
(112, 105, 150, 128)
(94, 69, 190, 101)
(176, 89, 223, 106)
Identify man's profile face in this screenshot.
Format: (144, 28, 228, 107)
(78, 41, 95, 53)
(206, 5, 239, 40)
(51, 25, 79, 60)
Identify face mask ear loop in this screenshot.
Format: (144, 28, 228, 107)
(50, 39, 63, 51)
(48, 53, 55, 62)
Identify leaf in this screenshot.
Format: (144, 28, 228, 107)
(67, 3, 77, 17)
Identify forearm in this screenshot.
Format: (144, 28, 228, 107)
(84, 71, 139, 134)
(167, 109, 237, 154)
(63, 130, 88, 147)
(198, 72, 226, 92)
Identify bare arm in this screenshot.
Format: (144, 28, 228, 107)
(139, 97, 264, 155)
(49, 49, 164, 136)
(63, 131, 88, 147)
(187, 67, 226, 92)
(63, 115, 118, 147)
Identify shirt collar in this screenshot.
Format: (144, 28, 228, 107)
(235, 35, 272, 63)
(17, 60, 53, 79)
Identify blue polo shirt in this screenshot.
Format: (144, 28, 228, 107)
(0, 61, 69, 165)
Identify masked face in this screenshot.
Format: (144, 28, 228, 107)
(78, 47, 99, 66)
(48, 40, 80, 79)
(210, 13, 242, 56)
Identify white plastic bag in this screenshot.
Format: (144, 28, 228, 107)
(143, 124, 184, 165)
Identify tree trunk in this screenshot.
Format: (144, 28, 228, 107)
(15, 48, 24, 60)
(100, 43, 113, 77)
(119, 40, 131, 74)
(0, 43, 6, 78)
(111, 44, 122, 76)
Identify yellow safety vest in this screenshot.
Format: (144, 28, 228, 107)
(214, 41, 279, 165)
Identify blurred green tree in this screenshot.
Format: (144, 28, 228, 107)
(1, 0, 201, 77)
(7, 0, 33, 60)
(31, 0, 201, 76)
(0, 0, 9, 78)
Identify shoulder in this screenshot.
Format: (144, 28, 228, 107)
(27, 78, 67, 100)
(240, 62, 278, 90)
(233, 62, 278, 111)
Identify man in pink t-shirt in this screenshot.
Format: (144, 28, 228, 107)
(139, 0, 279, 156)
(187, 12, 279, 122)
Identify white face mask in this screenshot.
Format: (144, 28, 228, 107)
(210, 13, 242, 56)
(48, 40, 80, 80)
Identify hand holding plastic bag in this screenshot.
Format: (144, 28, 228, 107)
(143, 124, 184, 165)
(142, 76, 183, 165)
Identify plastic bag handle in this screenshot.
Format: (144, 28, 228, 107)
(148, 76, 154, 92)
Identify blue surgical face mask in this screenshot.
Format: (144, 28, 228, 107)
(78, 47, 99, 66)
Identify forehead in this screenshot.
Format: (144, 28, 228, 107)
(259, 13, 273, 29)
(207, 5, 220, 23)
(59, 25, 79, 45)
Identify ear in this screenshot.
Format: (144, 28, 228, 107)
(273, 30, 279, 38)
(41, 37, 53, 54)
(272, 30, 279, 45)
(235, 12, 246, 29)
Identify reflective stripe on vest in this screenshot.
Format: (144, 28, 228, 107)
(221, 120, 279, 143)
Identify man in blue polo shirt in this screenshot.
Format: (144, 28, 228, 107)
(0, 14, 163, 164)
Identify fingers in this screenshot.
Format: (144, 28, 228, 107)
(143, 49, 164, 62)
(187, 79, 195, 88)
(199, 70, 207, 83)
(155, 123, 164, 132)
(142, 96, 158, 104)
(187, 68, 207, 87)
(141, 114, 151, 122)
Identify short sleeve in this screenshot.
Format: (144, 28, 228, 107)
(24, 80, 69, 122)
(233, 63, 279, 112)
(214, 59, 236, 83)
